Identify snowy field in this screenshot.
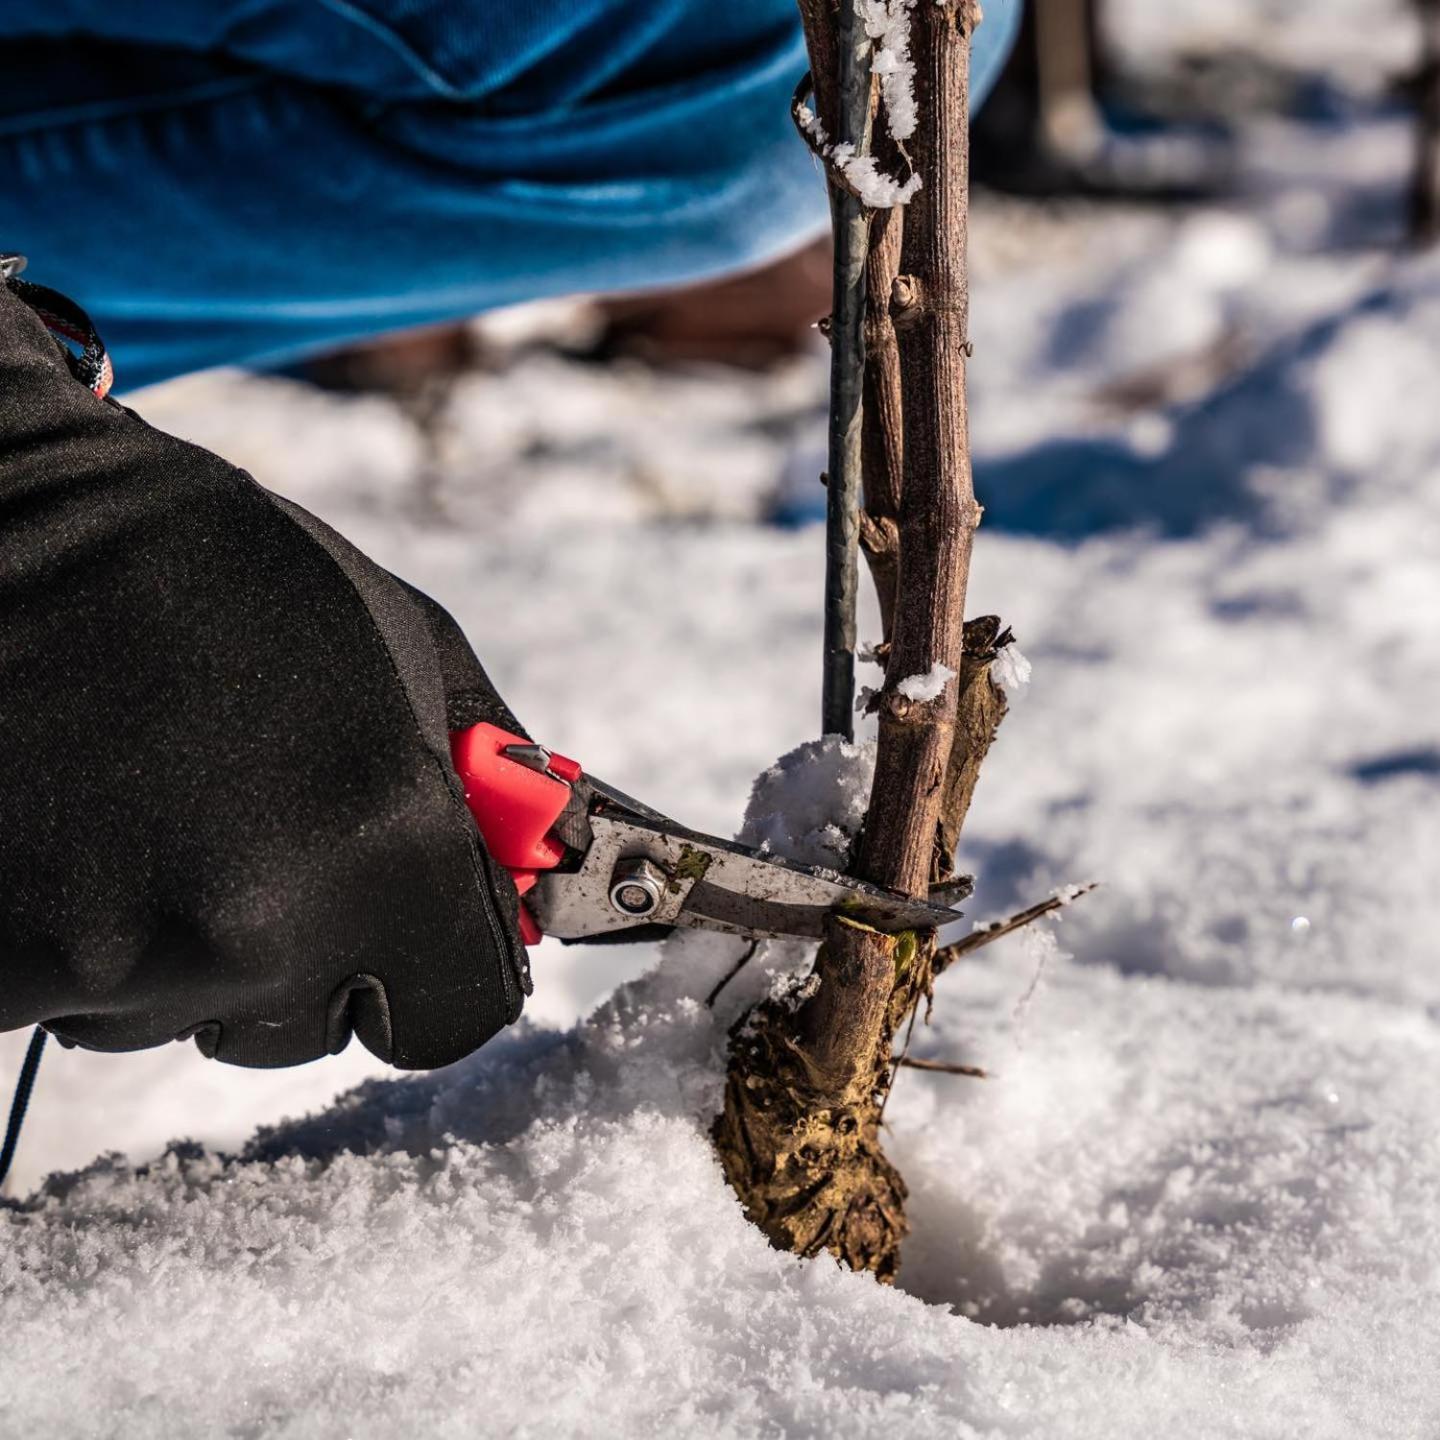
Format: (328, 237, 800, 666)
(5, 9, 1440, 1437)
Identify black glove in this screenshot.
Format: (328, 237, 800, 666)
(0, 274, 530, 1069)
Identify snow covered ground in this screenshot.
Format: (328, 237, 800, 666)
(6, 14, 1440, 1438)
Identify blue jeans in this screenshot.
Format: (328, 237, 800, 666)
(1, 2, 1021, 389)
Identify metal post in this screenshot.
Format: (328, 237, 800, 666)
(820, 1, 875, 740)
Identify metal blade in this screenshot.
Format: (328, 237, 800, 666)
(529, 809, 959, 943)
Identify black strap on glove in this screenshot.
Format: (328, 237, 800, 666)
(0, 270, 529, 1070)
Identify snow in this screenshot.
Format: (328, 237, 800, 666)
(740, 734, 876, 870)
(797, 104, 923, 209)
(1105, 0, 1417, 94)
(991, 643, 1032, 695)
(6, 9, 1440, 1434)
(832, 145, 925, 208)
(896, 662, 957, 702)
(864, 0, 919, 142)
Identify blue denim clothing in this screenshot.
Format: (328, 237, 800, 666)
(0, 2, 1020, 389)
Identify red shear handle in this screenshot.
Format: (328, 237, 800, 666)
(449, 723, 581, 946)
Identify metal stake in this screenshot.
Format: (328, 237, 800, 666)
(820, 0, 875, 740)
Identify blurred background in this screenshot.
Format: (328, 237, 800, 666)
(6, 0, 1440, 1197)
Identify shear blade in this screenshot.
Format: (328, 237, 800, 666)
(529, 798, 960, 942)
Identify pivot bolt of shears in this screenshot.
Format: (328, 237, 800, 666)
(609, 858, 670, 918)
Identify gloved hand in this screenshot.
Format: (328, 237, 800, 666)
(0, 272, 530, 1070)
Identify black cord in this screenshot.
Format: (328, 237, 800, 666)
(0, 1028, 47, 1192)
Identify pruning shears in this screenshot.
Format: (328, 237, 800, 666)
(450, 724, 966, 948)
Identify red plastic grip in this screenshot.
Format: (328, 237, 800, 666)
(510, 873, 543, 948)
(449, 722, 581, 947)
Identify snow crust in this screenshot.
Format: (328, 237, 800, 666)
(6, 11, 1440, 1434)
